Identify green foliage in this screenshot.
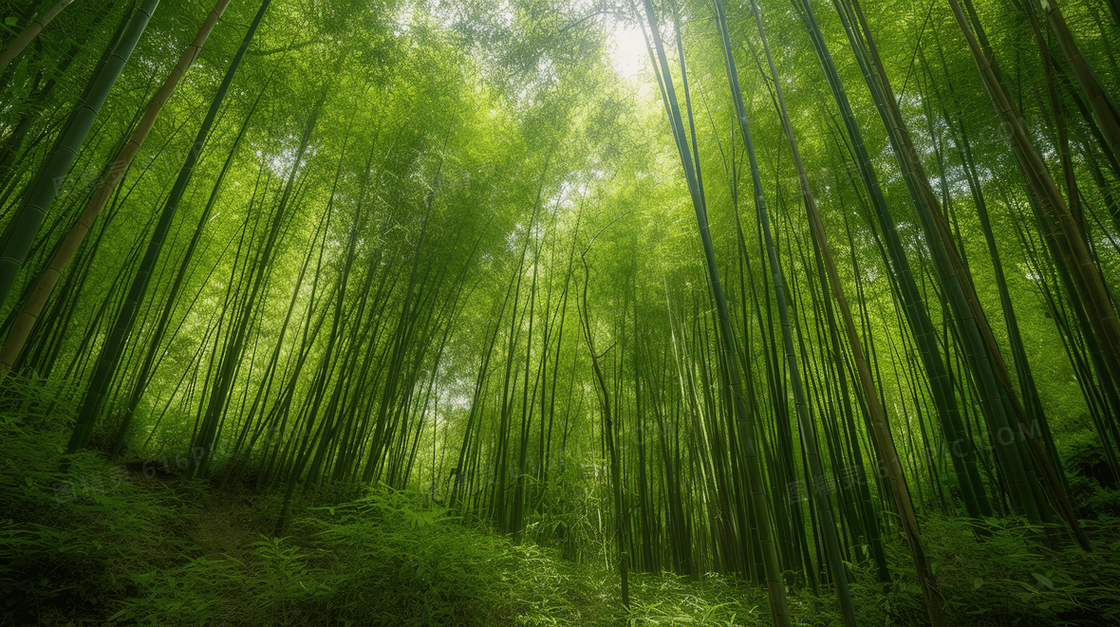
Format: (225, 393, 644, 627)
(309, 489, 497, 624)
(109, 555, 237, 626)
(0, 409, 190, 625)
(100, 486, 605, 626)
(623, 571, 770, 626)
(4, 0, 1120, 624)
(107, 537, 336, 626)
(1059, 431, 1120, 519)
(848, 515, 1120, 626)
(5, 414, 1120, 627)
(305, 487, 602, 625)
(0, 371, 79, 431)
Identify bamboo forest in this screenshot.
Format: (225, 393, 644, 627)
(4, 0, 1120, 624)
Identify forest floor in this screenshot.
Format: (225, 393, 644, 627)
(4, 418, 1120, 626)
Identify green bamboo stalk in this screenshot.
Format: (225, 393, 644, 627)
(714, 0, 854, 621)
(0, 0, 160, 311)
(638, 0, 791, 621)
(0, 0, 233, 386)
(65, 0, 272, 455)
(1037, 0, 1120, 163)
(793, 0, 993, 521)
(948, 0, 1120, 398)
(0, 0, 77, 70)
(833, 0, 1047, 527)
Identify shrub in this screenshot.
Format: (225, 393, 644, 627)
(0, 414, 188, 625)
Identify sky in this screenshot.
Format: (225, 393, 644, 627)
(607, 21, 649, 80)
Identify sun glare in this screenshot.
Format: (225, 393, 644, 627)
(608, 22, 649, 80)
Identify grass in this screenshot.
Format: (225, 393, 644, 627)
(3, 388, 1120, 626)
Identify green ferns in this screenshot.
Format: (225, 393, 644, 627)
(5, 408, 1120, 626)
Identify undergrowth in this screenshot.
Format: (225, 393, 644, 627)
(3, 381, 1120, 626)
(845, 514, 1120, 626)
